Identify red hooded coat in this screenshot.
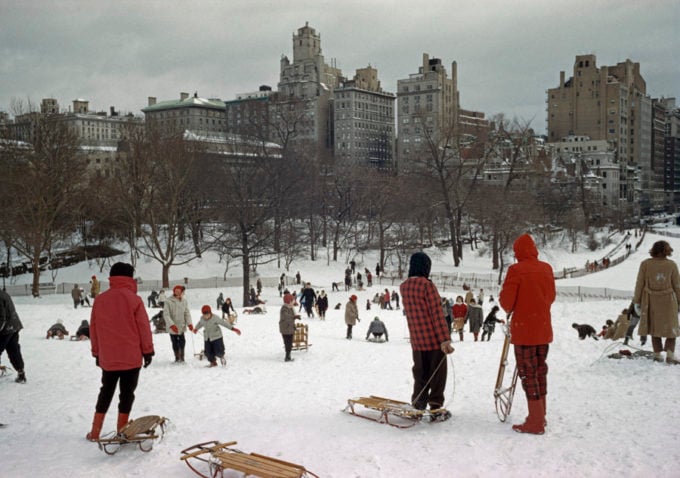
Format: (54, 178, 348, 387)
(90, 276, 154, 371)
(499, 234, 556, 345)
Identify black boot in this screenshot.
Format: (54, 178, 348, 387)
(179, 350, 185, 362)
(173, 350, 180, 363)
(15, 371, 26, 384)
(285, 351, 294, 362)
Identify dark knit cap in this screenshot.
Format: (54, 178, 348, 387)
(109, 262, 134, 278)
(408, 252, 431, 278)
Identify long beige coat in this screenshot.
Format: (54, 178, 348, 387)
(345, 300, 359, 325)
(633, 257, 680, 338)
(163, 295, 193, 334)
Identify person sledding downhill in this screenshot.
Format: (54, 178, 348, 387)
(400, 252, 454, 420)
(499, 233, 556, 435)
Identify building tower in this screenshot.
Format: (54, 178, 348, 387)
(334, 65, 395, 169)
(278, 23, 343, 151)
(547, 54, 652, 213)
(396, 53, 460, 171)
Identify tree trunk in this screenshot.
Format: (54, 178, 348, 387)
(309, 215, 316, 261)
(492, 231, 500, 270)
(162, 263, 170, 289)
(31, 256, 41, 298)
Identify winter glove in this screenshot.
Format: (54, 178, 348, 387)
(143, 353, 154, 368)
(193, 328, 198, 334)
(232, 327, 241, 336)
(188, 324, 194, 332)
(634, 303, 641, 316)
(169, 325, 179, 334)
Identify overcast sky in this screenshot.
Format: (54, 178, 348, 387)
(1, 0, 678, 134)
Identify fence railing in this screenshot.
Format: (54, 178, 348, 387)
(4, 273, 633, 302)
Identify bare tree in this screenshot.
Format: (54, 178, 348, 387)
(404, 110, 490, 266)
(0, 116, 87, 296)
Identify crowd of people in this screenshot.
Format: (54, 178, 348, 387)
(3, 234, 676, 443)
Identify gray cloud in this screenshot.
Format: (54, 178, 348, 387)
(1, 0, 678, 133)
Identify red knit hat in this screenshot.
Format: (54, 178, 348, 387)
(173, 285, 185, 294)
(350, 295, 357, 301)
(201, 305, 211, 315)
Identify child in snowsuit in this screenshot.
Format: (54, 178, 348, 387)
(46, 320, 69, 339)
(193, 305, 241, 367)
(150, 310, 166, 333)
(481, 306, 504, 341)
(465, 298, 484, 342)
(366, 317, 389, 342)
(279, 294, 301, 362)
(74, 320, 90, 340)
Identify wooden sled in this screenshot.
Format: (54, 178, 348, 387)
(97, 415, 167, 455)
(494, 320, 518, 422)
(180, 440, 320, 478)
(344, 395, 450, 428)
(292, 323, 310, 351)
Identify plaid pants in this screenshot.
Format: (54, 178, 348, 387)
(513, 344, 549, 400)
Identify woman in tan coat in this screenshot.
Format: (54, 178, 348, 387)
(633, 240, 680, 363)
(344, 294, 359, 340)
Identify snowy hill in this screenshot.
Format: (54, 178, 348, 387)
(2, 230, 680, 477)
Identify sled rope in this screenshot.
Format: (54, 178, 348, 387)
(411, 354, 453, 408)
(591, 339, 648, 365)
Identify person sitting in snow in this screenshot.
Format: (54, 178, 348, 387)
(193, 305, 241, 367)
(572, 323, 599, 340)
(46, 320, 69, 339)
(150, 310, 166, 333)
(366, 317, 389, 342)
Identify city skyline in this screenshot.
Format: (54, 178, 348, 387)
(1, 0, 678, 134)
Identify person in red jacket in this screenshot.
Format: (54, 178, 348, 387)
(499, 233, 555, 435)
(86, 262, 154, 441)
(400, 252, 454, 413)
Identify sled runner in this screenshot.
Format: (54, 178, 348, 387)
(96, 415, 167, 455)
(180, 440, 320, 478)
(494, 320, 518, 422)
(344, 395, 451, 428)
(0, 365, 11, 377)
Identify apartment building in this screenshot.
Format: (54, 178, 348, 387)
(548, 135, 620, 209)
(546, 54, 651, 213)
(333, 66, 395, 169)
(397, 53, 460, 171)
(277, 22, 343, 152)
(7, 98, 142, 176)
(142, 92, 226, 136)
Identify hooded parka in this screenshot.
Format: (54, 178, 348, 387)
(499, 234, 556, 345)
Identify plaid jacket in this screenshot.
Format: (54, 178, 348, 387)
(400, 276, 450, 351)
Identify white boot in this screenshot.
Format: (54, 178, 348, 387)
(666, 351, 680, 365)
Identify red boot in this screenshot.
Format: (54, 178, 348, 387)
(512, 399, 545, 435)
(117, 413, 130, 433)
(541, 396, 547, 427)
(86, 412, 105, 441)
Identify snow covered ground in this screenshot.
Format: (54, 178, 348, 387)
(2, 230, 680, 477)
